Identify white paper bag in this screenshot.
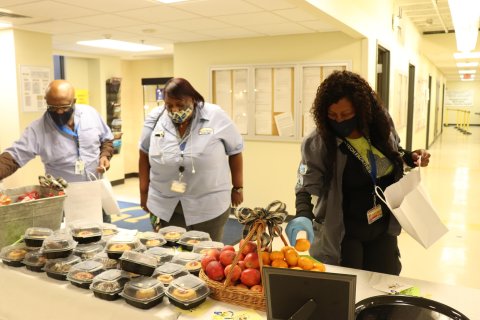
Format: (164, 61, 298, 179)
(375, 168, 448, 249)
(100, 174, 121, 216)
(63, 179, 103, 224)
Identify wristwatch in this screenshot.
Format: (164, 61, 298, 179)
(232, 187, 243, 193)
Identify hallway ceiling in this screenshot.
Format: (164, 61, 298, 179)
(0, 0, 476, 82)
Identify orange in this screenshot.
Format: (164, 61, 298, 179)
(271, 259, 289, 268)
(310, 267, 325, 272)
(284, 249, 299, 267)
(261, 251, 271, 266)
(269, 251, 284, 261)
(297, 256, 314, 270)
(281, 246, 295, 254)
(290, 266, 302, 270)
(294, 239, 311, 252)
(313, 262, 326, 271)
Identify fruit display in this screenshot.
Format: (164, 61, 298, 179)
(201, 238, 325, 292)
(200, 201, 324, 311)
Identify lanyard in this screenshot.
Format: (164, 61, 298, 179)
(61, 124, 80, 157)
(343, 138, 377, 185)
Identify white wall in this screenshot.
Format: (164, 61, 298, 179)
(445, 81, 480, 126)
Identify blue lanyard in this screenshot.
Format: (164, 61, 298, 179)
(60, 124, 80, 157)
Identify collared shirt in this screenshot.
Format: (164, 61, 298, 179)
(139, 102, 244, 225)
(5, 104, 113, 182)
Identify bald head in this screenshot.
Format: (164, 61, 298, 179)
(45, 80, 75, 106)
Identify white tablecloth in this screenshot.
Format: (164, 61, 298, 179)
(0, 262, 479, 320)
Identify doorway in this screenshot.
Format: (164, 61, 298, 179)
(406, 64, 415, 151)
(426, 76, 432, 148)
(376, 45, 390, 109)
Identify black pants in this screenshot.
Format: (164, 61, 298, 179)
(340, 233, 402, 275)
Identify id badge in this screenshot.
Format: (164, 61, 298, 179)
(75, 159, 85, 175)
(367, 204, 383, 224)
(170, 180, 187, 193)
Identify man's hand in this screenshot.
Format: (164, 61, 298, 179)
(97, 156, 110, 173)
(412, 149, 431, 167)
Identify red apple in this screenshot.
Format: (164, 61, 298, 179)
(244, 252, 260, 269)
(221, 245, 235, 252)
(205, 261, 225, 281)
(219, 250, 236, 267)
(201, 255, 217, 271)
(235, 283, 249, 290)
(237, 260, 247, 270)
(204, 248, 221, 260)
(240, 268, 261, 287)
(239, 239, 257, 255)
(224, 264, 242, 282)
(250, 284, 263, 293)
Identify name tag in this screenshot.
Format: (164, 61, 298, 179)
(199, 127, 213, 135)
(154, 130, 165, 138)
(367, 204, 383, 224)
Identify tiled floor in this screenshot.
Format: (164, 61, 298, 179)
(113, 126, 480, 290)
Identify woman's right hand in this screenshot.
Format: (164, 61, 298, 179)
(285, 217, 314, 246)
(140, 192, 149, 212)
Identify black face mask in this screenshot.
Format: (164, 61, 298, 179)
(49, 108, 74, 127)
(328, 116, 357, 137)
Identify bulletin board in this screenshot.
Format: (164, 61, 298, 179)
(211, 61, 350, 141)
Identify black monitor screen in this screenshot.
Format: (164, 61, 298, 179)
(263, 267, 356, 320)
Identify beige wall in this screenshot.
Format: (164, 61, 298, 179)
(1, 30, 52, 188)
(173, 31, 363, 212)
(120, 58, 173, 174)
(0, 29, 20, 156)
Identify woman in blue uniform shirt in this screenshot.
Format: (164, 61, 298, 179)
(139, 78, 244, 241)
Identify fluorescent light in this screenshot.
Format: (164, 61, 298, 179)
(157, 0, 190, 3)
(77, 39, 163, 52)
(453, 51, 480, 59)
(458, 69, 477, 74)
(448, 0, 480, 52)
(457, 62, 479, 67)
(0, 21, 12, 29)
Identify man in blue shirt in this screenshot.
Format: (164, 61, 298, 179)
(0, 80, 114, 221)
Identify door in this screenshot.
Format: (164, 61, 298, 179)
(406, 64, 415, 151)
(426, 76, 432, 148)
(376, 45, 390, 109)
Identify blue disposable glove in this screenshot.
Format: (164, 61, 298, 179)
(285, 216, 314, 246)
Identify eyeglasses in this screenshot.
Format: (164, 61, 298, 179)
(46, 101, 75, 112)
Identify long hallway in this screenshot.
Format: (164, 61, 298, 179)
(113, 125, 480, 290)
(398, 125, 480, 289)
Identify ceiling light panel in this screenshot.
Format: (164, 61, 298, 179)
(77, 39, 163, 52)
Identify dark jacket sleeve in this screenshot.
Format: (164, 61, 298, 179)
(0, 152, 20, 180)
(100, 140, 114, 160)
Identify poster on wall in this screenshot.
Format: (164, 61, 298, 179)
(445, 90, 474, 107)
(19, 65, 51, 112)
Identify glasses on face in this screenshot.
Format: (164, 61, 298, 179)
(46, 101, 75, 112)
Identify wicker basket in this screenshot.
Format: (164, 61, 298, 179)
(199, 269, 266, 311)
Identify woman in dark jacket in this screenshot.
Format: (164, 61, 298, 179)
(286, 70, 430, 275)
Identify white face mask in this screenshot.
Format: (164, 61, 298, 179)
(168, 106, 193, 124)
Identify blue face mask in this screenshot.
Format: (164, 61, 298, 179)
(328, 116, 357, 137)
(168, 106, 193, 124)
(49, 107, 74, 127)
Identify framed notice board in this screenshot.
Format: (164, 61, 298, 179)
(211, 61, 350, 141)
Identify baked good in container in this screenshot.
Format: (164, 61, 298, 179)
(7, 248, 27, 260)
(109, 243, 132, 252)
(172, 288, 197, 300)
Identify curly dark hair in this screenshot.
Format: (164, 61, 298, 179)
(311, 70, 402, 184)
